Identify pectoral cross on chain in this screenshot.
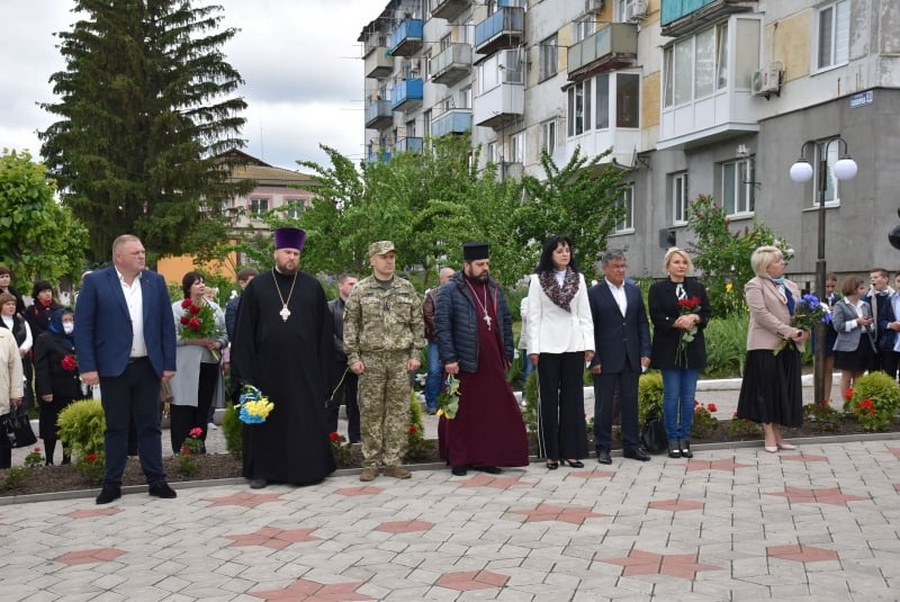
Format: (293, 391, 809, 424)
(483, 310, 492, 330)
(280, 305, 291, 322)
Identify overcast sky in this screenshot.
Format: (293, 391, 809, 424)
(0, 0, 373, 171)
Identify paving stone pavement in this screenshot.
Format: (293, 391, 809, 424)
(1, 437, 899, 601)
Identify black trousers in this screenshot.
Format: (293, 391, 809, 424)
(170, 362, 217, 454)
(99, 357, 165, 486)
(326, 366, 360, 443)
(536, 352, 588, 461)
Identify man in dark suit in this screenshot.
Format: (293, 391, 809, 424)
(326, 272, 360, 443)
(587, 249, 651, 464)
(76, 234, 178, 504)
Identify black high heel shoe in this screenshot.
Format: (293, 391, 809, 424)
(546, 460, 559, 470)
(561, 459, 584, 468)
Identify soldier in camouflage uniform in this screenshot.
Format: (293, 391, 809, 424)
(344, 241, 425, 482)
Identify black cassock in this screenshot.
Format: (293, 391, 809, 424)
(231, 269, 336, 485)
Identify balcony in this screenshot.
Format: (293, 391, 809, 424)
(389, 19, 423, 57)
(390, 78, 424, 111)
(661, 0, 756, 37)
(474, 81, 524, 129)
(395, 137, 424, 153)
(365, 99, 393, 130)
(474, 7, 524, 57)
(365, 47, 393, 80)
(658, 88, 759, 149)
(432, 0, 470, 21)
(432, 109, 473, 137)
(431, 43, 473, 86)
(366, 148, 392, 163)
(567, 23, 638, 81)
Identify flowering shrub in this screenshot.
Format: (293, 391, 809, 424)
(74, 451, 104, 483)
(691, 401, 719, 439)
(57, 399, 105, 483)
(802, 399, 843, 432)
(24, 446, 44, 468)
(176, 427, 204, 476)
(844, 372, 900, 432)
(329, 431, 352, 466)
(725, 413, 763, 439)
(405, 392, 434, 462)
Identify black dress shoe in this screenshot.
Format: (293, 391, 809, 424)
(562, 459, 585, 468)
(249, 478, 268, 489)
(597, 450, 612, 465)
(451, 465, 468, 476)
(624, 448, 651, 462)
(95, 484, 121, 505)
(679, 440, 693, 459)
(148, 482, 177, 498)
(667, 441, 682, 459)
(474, 465, 501, 474)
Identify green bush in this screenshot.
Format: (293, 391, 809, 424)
(57, 399, 105, 459)
(637, 371, 663, 425)
(846, 372, 900, 432)
(703, 314, 748, 378)
(406, 391, 434, 462)
(691, 402, 719, 438)
(222, 403, 242, 459)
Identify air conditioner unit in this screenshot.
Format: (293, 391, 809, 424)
(751, 65, 782, 97)
(584, 0, 604, 14)
(626, 0, 648, 21)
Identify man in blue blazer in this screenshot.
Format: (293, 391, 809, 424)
(587, 249, 651, 464)
(76, 234, 178, 504)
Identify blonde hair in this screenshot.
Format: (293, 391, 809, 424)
(663, 247, 693, 273)
(750, 245, 783, 278)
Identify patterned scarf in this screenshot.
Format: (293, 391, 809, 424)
(538, 268, 580, 312)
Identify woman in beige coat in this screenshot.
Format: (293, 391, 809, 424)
(735, 246, 808, 453)
(0, 327, 25, 468)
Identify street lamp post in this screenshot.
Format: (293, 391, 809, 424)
(789, 136, 858, 404)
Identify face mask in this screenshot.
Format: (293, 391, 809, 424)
(63, 323, 74, 335)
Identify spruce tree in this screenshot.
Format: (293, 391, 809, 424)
(40, 0, 249, 261)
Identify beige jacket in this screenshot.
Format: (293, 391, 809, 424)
(0, 328, 24, 415)
(745, 276, 805, 352)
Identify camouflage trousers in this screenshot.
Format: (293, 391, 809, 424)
(358, 351, 411, 469)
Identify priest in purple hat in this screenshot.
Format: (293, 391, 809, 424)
(231, 227, 336, 488)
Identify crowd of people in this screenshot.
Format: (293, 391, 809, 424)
(5, 229, 900, 500)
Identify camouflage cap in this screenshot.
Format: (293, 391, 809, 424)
(368, 240, 396, 257)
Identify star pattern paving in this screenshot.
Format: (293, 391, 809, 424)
(766, 486, 868, 506)
(648, 499, 705, 512)
(55, 548, 125, 566)
(375, 519, 434, 533)
(204, 491, 285, 508)
(767, 544, 840, 563)
(225, 526, 321, 550)
(65, 507, 123, 519)
(434, 570, 510, 592)
(599, 549, 722, 579)
(509, 503, 609, 525)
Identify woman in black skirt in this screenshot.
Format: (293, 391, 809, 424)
(831, 276, 875, 397)
(736, 246, 808, 453)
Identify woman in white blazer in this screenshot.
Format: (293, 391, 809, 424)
(526, 236, 594, 469)
(831, 276, 875, 396)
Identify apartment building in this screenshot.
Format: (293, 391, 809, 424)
(359, 0, 900, 281)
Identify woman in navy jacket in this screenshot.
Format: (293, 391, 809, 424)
(648, 248, 711, 458)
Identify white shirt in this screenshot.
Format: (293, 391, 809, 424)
(116, 268, 148, 358)
(1, 315, 32, 352)
(605, 279, 628, 316)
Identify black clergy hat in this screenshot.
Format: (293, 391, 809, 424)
(462, 241, 489, 262)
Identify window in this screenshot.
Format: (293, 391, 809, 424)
(573, 16, 593, 43)
(486, 142, 496, 164)
(616, 73, 640, 128)
(817, 1, 849, 70)
(406, 119, 416, 137)
(510, 131, 525, 164)
(284, 198, 304, 219)
(249, 198, 269, 216)
(567, 79, 592, 136)
(459, 85, 472, 109)
(540, 120, 556, 152)
(812, 141, 843, 206)
(539, 34, 558, 81)
(721, 158, 755, 216)
(663, 24, 732, 108)
(670, 172, 689, 225)
(423, 109, 432, 139)
(616, 185, 634, 233)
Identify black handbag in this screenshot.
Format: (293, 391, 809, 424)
(0, 411, 37, 449)
(640, 405, 668, 454)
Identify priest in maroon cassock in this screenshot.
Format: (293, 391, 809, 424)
(434, 242, 529, 476)
(231, 227, 335, 489)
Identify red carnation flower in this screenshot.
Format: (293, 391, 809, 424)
(180, 316, 190, 325)
(843, 388, 854, 400)
(707, 403, 718, 412)
(188, 317, 201, 330)
(189, 427, 203, 438)
(409, 425, 418, 434)
(85, 453, 98, 463)
(329, 432, 340, 442)
(181, 298, 192, 308)
(189, 304, 202, 315)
